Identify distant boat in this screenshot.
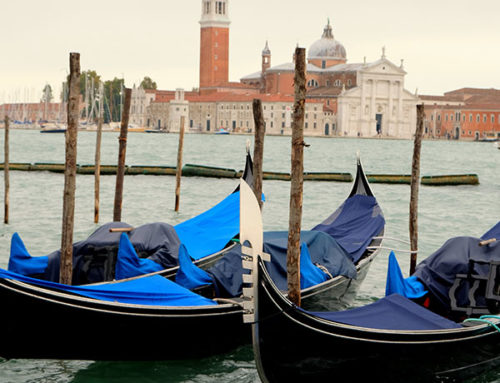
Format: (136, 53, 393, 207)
(145, 128, 168, 134)
(40, 122, 66, 133)
(215, 128, 230, 135)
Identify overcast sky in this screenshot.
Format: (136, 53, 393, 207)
(1, 0, 499, 102)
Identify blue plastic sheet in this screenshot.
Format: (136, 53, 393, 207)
(8, 233, 48, 276)
(385, 251, 427, 299)
(313, 194, 385, 263)
(176, 244, 214, 290)
(115, 234, 164, 280)
(175, 192, 240, 260)
(0, 268, 217, 307)
(310, 294, 461, 330)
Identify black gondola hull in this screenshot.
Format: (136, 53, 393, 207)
(0, 278, 249, 360)
(253, 261, 500, 383)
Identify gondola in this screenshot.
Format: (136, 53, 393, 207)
(0, 180, 263, 361)
(249, 221, 500, 382)
(6, 149, 255, 285)
(189, 155, 385, 311)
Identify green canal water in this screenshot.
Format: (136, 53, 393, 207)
(0, 130, 499, 382)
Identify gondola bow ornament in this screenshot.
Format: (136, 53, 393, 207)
(239, 179, 270, 324)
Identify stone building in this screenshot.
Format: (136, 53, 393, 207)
(421, 88, 500, 140)
(130, 0, 417, 138)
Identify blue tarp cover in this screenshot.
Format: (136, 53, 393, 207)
(176, 244, 215, 290)
(414, 236, 500, 312)
(115, 234, 164, 280)
(481, 221, 500, 240)
(310, 293, 461, 330)
(0, 268, 217, 307)
(312, 194, 385, 263)
(8, 233, 48, 276)
(385, 251, 427, 299)
(174, 192, 240, 261)
(208, 230, 356, 297)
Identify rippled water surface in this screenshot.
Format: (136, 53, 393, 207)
(0, 130, 499, 382)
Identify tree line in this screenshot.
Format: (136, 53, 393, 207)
(41, 73, 157, 123)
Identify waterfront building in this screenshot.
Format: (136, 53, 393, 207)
(421, 88, 500, 140)
(129, 0, 418, 138)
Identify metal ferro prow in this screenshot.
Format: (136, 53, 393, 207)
(239, 179, 270, 323)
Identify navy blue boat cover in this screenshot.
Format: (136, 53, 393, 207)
(481, 221, 500, 241)
(312, 194, 385, 263)
(207, 230, 356, 297)
(310, 293, 461, 330)
(414, 235, 500, 312)
(385, 251, 427, 299)
(0, 268, 217, 307)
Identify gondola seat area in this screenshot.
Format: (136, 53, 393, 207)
(308, 293, 462, 331)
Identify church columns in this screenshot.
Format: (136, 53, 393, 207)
(388, 80, 394, 136)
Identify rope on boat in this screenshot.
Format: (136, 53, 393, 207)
(366, 246, 418, 254)
(372, 236, 411, 245)
(463, 315, 500, 333)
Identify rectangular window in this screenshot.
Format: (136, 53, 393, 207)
(437, 114, 441, 122)
(313, 122, 317, 129)
(281, 122, 285, 128)
(450, 114, 454, 121)
(270, 121, 273, 128)
(305, 122, 308, 129)
(469, 114, 472, 122)
(282, 113, 285, 118)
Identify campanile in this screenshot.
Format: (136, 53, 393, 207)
(199, 0, 230, 89)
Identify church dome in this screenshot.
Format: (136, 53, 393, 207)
(308, 20, 346, 60)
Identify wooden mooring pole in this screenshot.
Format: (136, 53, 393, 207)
(409, 104, 425, 275)
(60, 52, 80, 285)
(252, 99, 265, 210)
(4, 116, 9, 224)
(286, 47, 306, 307)
(113, 87, 131, 222)
(174, 116, 186, 212)
(94, 82, 103, 223)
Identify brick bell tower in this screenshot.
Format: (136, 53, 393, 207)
(199, 0, 230, 89)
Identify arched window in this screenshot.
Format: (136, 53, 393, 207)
(334, 79, 342, 87)
(307, 79, 319, 88)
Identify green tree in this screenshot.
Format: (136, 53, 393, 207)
(140, 76, 157, 90)
(41, 84, 53, 103)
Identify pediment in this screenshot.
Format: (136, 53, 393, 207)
(362, 58, 406, 76)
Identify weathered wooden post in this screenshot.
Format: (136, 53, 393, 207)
(60, 52, 80, 285)
(94, 82, 104, 223)
(175, 116, 186, 212)
(4, 116, 9, 224)
(286, 47, 306, 306)
(113, 87, 131, 222)
(252, 99, 265, 210)
(409, 103, 425, 274)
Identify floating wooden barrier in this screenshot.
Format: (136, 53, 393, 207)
(421, 174, 479, 186)
(182, 164, 237, 178)
(33, 162, 65, 173)
(0, 163, 31, 171)
(366, 174, 411, 184)
(263, 171, 291, 181)
(303, 172, 352, 182)
(78, 164, 119, 175)
(127, 165, 176, 176)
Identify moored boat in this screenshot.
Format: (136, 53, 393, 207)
(249, 222, 500, 382)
